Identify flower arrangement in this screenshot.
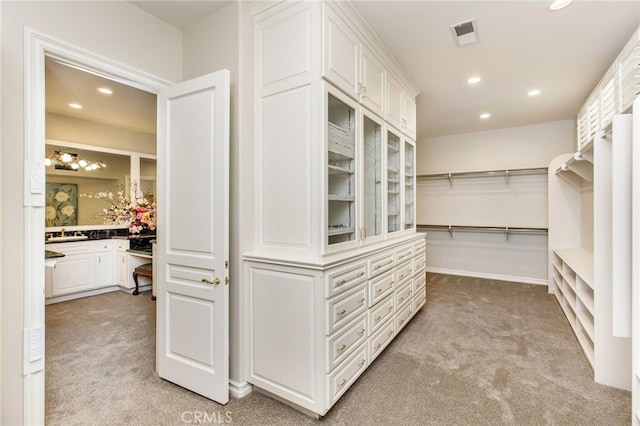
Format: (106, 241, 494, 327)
(81, 182, 156, 234)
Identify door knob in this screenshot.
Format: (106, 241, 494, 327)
(201, 277, 220, 285)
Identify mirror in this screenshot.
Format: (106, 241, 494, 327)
(45, 142, 156, 229)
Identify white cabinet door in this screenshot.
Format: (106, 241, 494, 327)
(96, 251, 115, 288)
(386, 73, 404, 131)
(386, 72, 416, 140)
(402, 95, 417, 140)
(96, 241, 115, 288)
(323, 6, 359, 99)
(157, 70, 230, 404)
(50, 253, 94, 296)
(360, 45, 385, 117)
(117, 250, 128, 288)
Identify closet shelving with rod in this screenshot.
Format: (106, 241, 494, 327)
(417, 224, 547, 243)
(417, 167, 548, 188)
(549, 121, 632, 392)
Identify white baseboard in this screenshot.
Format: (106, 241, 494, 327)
(426, 267, 548, 286)
(229, 379, 252, 398)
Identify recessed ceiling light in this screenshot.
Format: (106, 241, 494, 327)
(549, 0, 572, 11)
(528, 89, 541, 96)
(97, 87, 113, 95)
(480, 113, 491, 119)
(467, 76, 481, 84)
(68, 103, 83, 109)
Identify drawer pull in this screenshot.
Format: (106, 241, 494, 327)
(337, 309, 347, 317)
(337, 279, 347, 286)
(358, 298, 365, 305)
(374, 265, 381, 270)
(388, 282, 393, 287)
(337, 344, 347, 353)
(374, 315, 381, 322)
(358, 359, 365, 367)
(359, 271, 365, 277)
(387, 306, 393, 313)
(357, 328, 365, 336)
(399, 318, 405, 326)
(399, 296, 405, 303)
(399, 274, 405, 280)
(375, 343, 382, 350)
(338, 378, 347, 388)
(376, 288, 382, 294)
(387, 330, 393, 337)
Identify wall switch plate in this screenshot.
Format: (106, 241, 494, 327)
(24, 159, 45, 207)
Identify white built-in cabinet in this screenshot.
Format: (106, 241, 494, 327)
(45, 238, 152, 302)
(45, 239, 117, 299)
(247, 0, 421, 417)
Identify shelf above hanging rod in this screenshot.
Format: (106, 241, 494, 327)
(417, 224, 548, 243)
(416, 167, 548, 187)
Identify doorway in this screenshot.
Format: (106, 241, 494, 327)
(24, 29, 168, 424)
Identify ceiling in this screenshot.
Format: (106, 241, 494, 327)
(45, 1, 639, 139)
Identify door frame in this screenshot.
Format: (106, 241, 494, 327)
(23, 28, 172, 424)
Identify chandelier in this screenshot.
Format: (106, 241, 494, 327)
(44, 150, 106, 171)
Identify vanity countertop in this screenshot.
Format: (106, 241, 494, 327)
(45, 250, 65, 259)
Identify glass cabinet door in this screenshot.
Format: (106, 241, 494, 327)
(362, 114, 382, 240)
(386, 130, 401, 233)
(404, 140, 415, 230)
(327, 93, 357, 245)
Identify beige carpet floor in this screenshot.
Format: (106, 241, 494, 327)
(45, 273, 631, 425)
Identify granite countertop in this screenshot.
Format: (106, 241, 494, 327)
(45, 250, 65, 259)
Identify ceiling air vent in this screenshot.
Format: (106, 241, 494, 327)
(450, 18, 478, 47)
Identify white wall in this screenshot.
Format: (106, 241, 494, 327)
(182, 1, 255, 392)
(417, 120, 575, 284)
(0, 2, 182, 423)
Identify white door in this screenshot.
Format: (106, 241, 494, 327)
(156, 70, 230, 403)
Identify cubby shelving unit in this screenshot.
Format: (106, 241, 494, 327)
(551, 248, 595, 367)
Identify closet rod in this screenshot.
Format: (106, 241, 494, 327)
(417, 224, 548, 242)
(416, 167, 548, 180)
(418, 224, 548, 233)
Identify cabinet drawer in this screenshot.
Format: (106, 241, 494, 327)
(326, 285, 367, 335)
(413, 238, 426, 256)
(368, 270, 394, 307)
(46, 241, 93, 255)
(325, 314, 367, 373)
(396, 261, 412, 284)
(327, 344, 368, 406)
(413, 254, 426, 276)
(116, 240, 129, 251)
(325, 262, 367, 298)
(395, 244, 413, 264)
(395, 280, 412, 309)
(395, 302, 413, 333)
(413, 287, 426, 312)
(412, 273, 426, 293)
(368, 294, 394, 335)
(368, 318, 394, 362)
(368, 251, 394, 278)
(96, 240, 115, 252)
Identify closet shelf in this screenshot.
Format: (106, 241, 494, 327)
(417, 167, 548, 187)
(554, 135, 597, 183)
(417, 224, 548, 242)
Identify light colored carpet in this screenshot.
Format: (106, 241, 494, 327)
(45, 273, 631, 425)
